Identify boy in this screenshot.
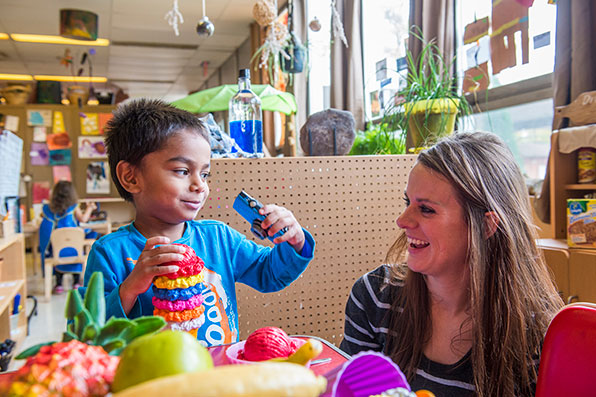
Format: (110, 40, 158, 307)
(82, 99, 314, 346)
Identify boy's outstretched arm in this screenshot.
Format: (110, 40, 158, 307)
(119, 236, 185, 314)
(259, 204, 305, 253)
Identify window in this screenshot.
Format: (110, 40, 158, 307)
(306, 0, 332, 115)
(456, 0, 557, 179)
(362, 0, 410, 121)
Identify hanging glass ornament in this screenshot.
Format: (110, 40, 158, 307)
(309, 17, 321, 32)
(196, 0, 214, 37)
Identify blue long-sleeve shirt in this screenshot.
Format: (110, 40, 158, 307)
(81, 220, 314, 346)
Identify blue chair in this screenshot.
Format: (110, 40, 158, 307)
(42, 227, 91, 301)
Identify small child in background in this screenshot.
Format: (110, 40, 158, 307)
(40, 180, 97, 294)
(82, 99, 315, 346)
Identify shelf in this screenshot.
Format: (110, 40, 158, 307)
(565, 184, 596, 190)
(0, 279, 24, 317)
(79, 197, 124, 203)
(0, 234, 21, 252)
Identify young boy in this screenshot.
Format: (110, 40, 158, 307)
(81, 99, 314, 346)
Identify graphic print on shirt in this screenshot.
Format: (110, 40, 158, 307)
(199, 267, 237, 346)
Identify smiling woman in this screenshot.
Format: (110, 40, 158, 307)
(341, 131, 563, 397)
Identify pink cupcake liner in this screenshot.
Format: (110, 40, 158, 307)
(166, 315, 205, 332)
(152, 293, 205, 311)
(321, 351, 410, 397)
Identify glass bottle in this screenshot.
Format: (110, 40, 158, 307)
(228, 69, 263, 155)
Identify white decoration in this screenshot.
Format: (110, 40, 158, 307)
(165, 0, 184, 36)
(331, 0, 348, 48)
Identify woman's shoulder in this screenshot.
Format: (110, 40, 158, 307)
(351, 264, 402, 306)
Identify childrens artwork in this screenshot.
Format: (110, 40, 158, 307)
(78, 136, 107, 159)
(49, 149, 72, 165)
(463, 17, 489, 44)
(32, 181, 51, 204)
(80, 113, 100, 135)
(4, 115, 19, 132)
(463, 62, 490, 94)
(86, 161, 110, 194)
(30, 142, 50, 166)
(491, 0, 530, 74)
(370, 91, 381, 118)
(52, 165, 72, 183)
(33, 126, 47, 142)
(53, 111, 66, 133)
(27, 109, 52, 127)
(466, 36, 490, 69)
(98, 113, 113, 134)
(46, 132, 72, 150)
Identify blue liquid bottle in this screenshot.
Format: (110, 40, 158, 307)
(229, 69, 263, 155)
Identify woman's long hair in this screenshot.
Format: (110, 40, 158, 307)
(384, 132, 563, 396)
(49, 180, 78, 216)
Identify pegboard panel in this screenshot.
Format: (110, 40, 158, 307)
(198, 155, 417, 346)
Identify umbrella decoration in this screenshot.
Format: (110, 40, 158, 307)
(171, 84, 297, 115)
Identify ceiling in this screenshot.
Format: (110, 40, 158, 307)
(0, 0, 259, 102)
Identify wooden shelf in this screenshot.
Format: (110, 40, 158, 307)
(565, 184, 596, 190)
(0, 279, 24, 318)
(0, 234, 20, 252)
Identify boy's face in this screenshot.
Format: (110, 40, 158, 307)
(132, 128, 211, 226)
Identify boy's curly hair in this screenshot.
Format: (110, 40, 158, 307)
(104, 99, 209, 202)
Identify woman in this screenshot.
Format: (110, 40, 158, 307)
(340, 132, 563, 396)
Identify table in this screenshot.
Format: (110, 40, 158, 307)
(23, 219, 111, 276)
(207, 335, 350, 376)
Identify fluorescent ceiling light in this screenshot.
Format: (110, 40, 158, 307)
(34, 75, 108, 83)
(0, 74, 33, 81)
(10, 34, 109, 46)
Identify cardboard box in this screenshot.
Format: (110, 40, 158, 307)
(0, 219, 15, 239)
(567, 199, 596, 248)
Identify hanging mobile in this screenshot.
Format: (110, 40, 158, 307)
(309, 16, 321, 32)
(196, 0, 215, 37)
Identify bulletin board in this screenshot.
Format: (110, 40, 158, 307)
(0, 130, 23, 216)
(0, 104, 118, 219)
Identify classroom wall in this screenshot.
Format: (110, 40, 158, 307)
(0, 104, 129, 221)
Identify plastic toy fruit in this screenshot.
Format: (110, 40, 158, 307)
(243, 326, 295, 361)
(0, 339, 119, 396)
(111, 330, 213, 392)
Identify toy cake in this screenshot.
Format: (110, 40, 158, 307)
(151, 244, 206, 338)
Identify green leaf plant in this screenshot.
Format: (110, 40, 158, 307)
(16, 272, 166, 359)
(384, 28, 472, 152)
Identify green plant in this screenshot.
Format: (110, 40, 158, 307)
(349, 122, 405, 155)
(384, 30, 471, 151)
(16, 272, 166, 359)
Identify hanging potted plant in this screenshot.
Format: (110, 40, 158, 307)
(385, 31, 471, 151)
(280, 0, 306, 74)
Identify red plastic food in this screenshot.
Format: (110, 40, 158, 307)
(241, 326, 296, 361)
(161, 244, 205, 279)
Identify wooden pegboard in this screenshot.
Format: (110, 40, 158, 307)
(198, 155, 417, 346)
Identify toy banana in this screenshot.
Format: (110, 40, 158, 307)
(270, 338, 323, 366)
(112, 362, 327, 397)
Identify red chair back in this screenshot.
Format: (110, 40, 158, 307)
(536, 303, 596, 396)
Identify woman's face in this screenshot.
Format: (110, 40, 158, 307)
(396, 163, 469, 279)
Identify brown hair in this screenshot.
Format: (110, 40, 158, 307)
(384, 132, 563, 396)
(49, 180, 78, 215)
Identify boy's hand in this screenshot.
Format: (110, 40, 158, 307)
(121, 236, 185, 298)
(260, 204, 305, 253)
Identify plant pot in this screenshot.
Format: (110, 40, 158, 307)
(1, 84, 31, 105)
(281, 32, 306, 74)
(67, 85, 89, 106)
(405, 98, 459, 150)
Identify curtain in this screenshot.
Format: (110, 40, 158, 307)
(408, 0, 454, 70)
(287, 0, 307, 156)
(330, 0, 365, 131)
(533, 1, 596, 223)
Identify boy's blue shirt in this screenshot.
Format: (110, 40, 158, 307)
(81, 219, 314, 346)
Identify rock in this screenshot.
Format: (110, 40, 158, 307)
(300, 109, 356, 156)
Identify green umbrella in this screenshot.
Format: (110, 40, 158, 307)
(171, 84, 297, 115)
